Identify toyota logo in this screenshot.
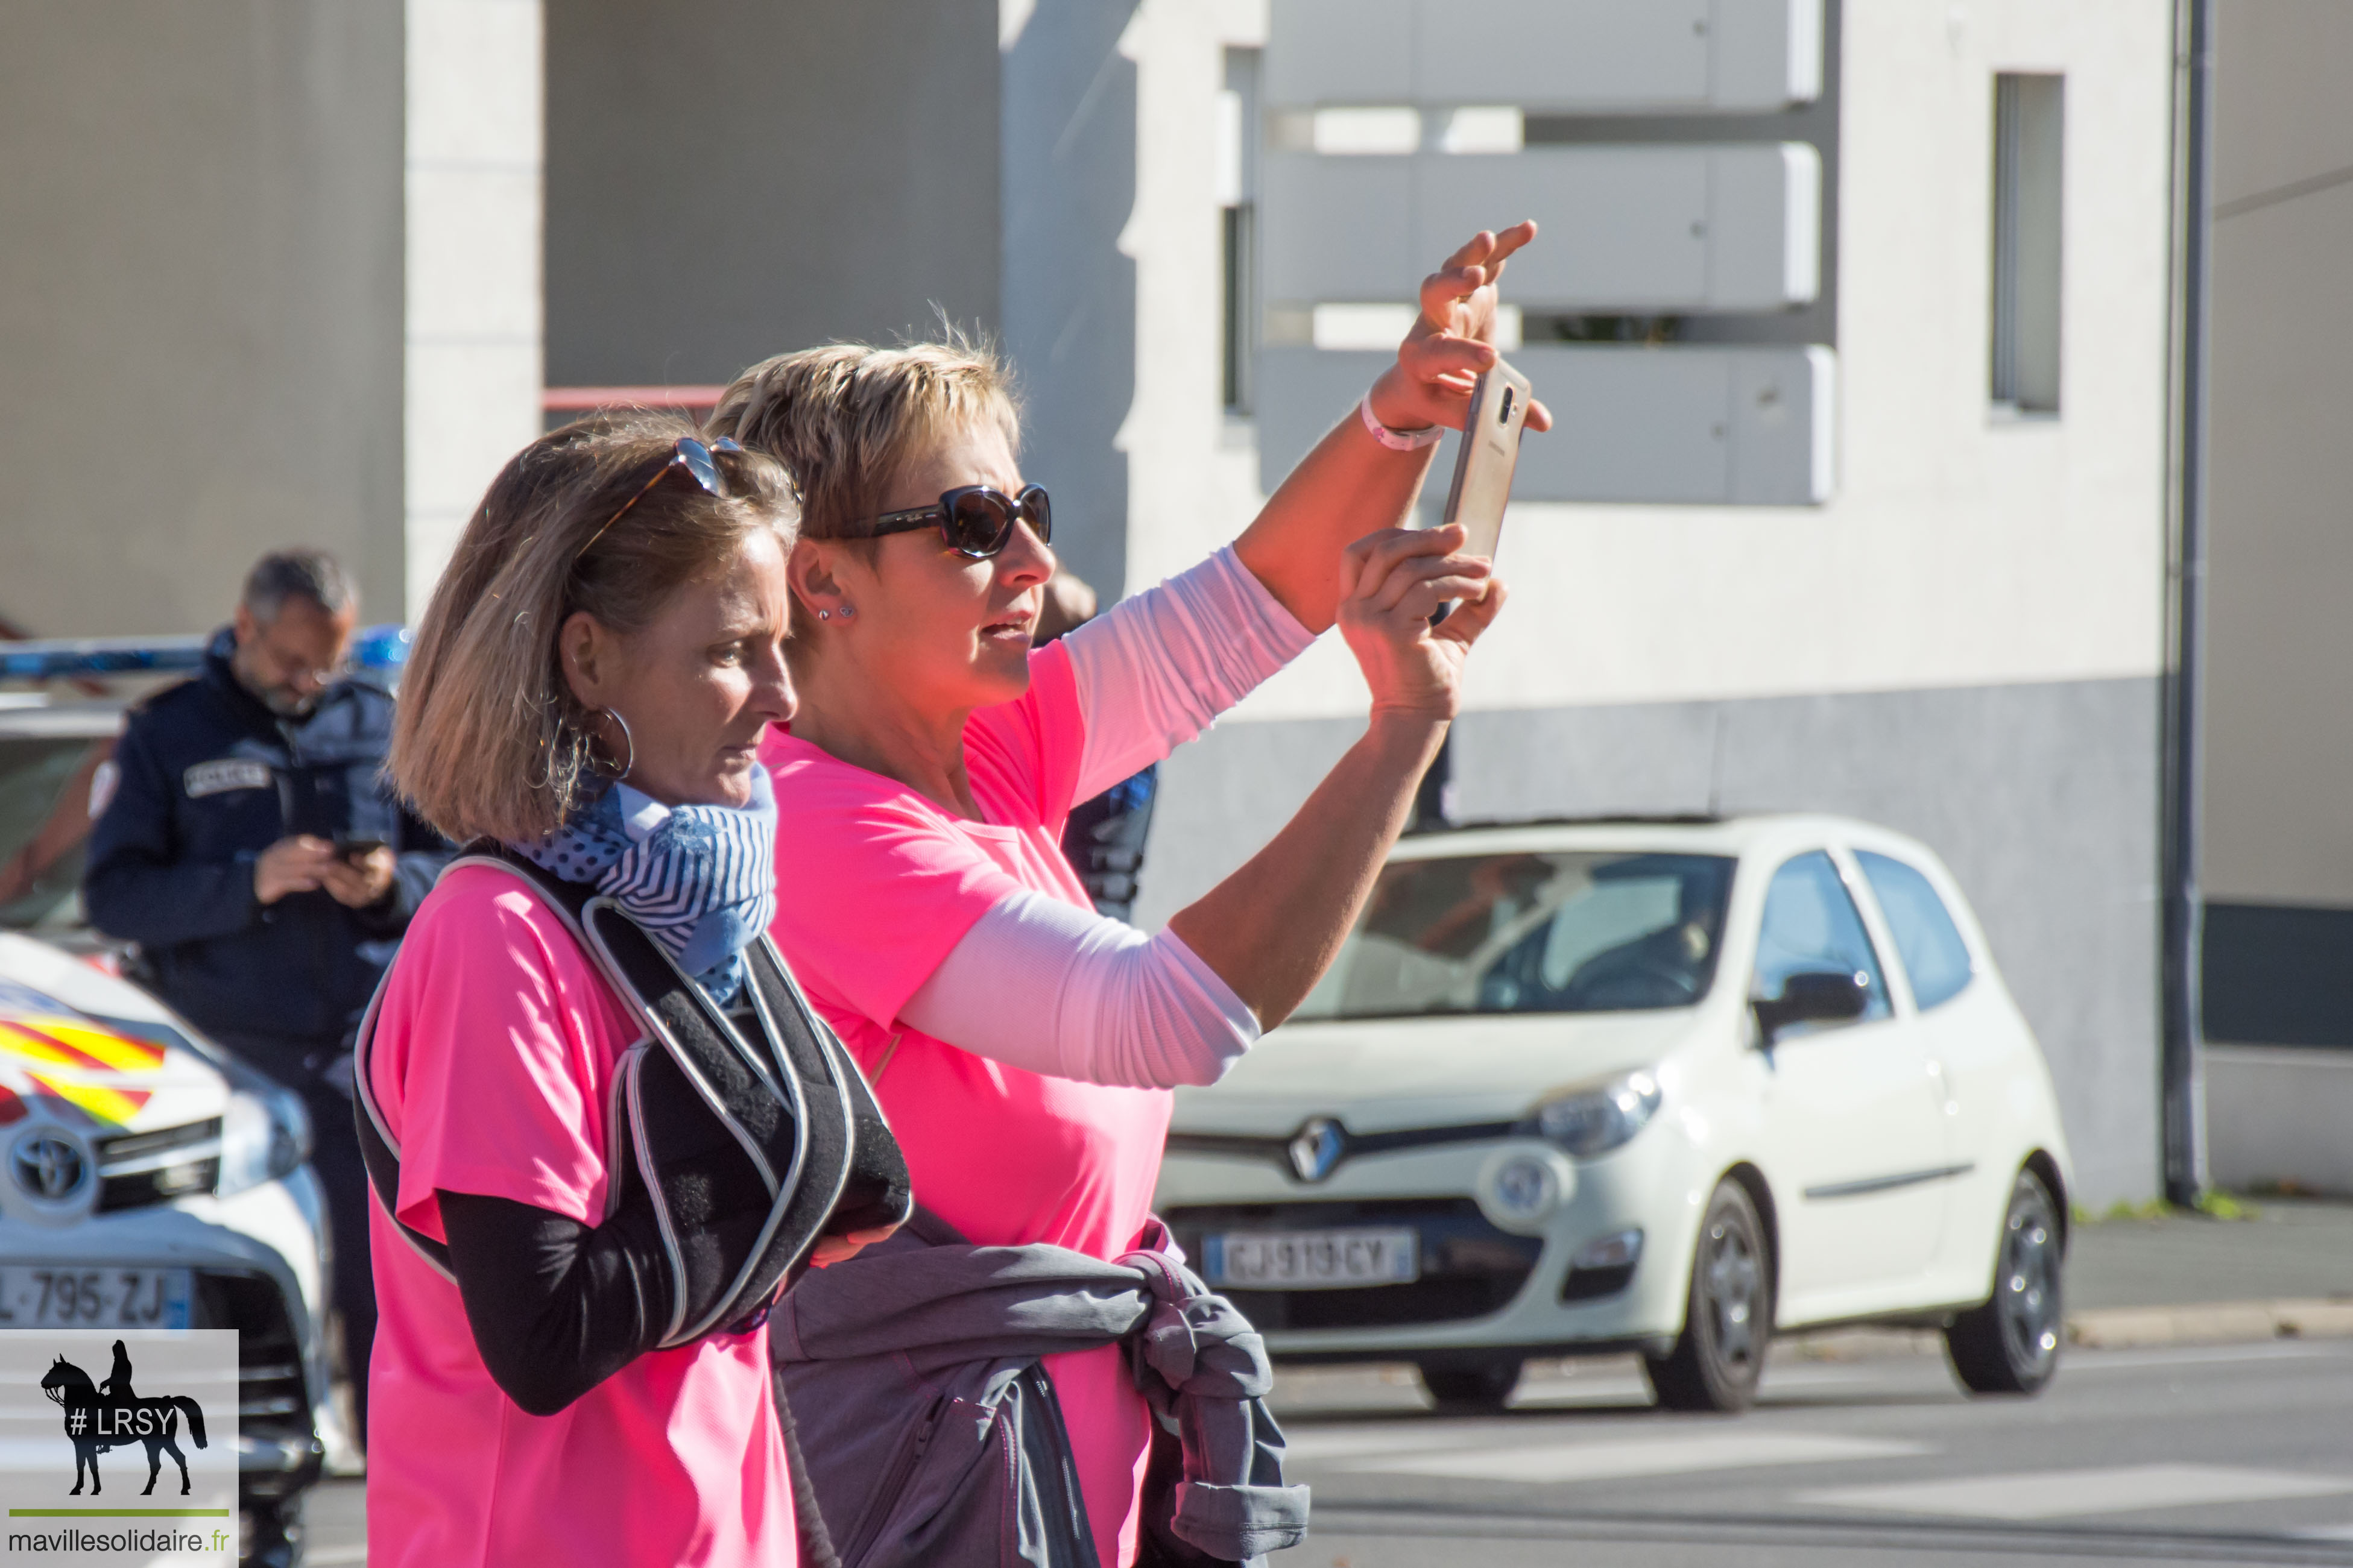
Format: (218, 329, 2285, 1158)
(11, 1132, 87, 1204)
(1287, 1117, 1346, 1183)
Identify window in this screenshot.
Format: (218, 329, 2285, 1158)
(1857, 851, 1976, 1011)
(1752, 851, 1890, 1025)
(1218, 49, 1260, 414)
(1290, 851, 1736, 1021)
(1990, 72, 2064, 414)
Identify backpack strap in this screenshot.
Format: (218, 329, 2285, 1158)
(352, 845, 605, 1285)
(355, 844, 900, 1347)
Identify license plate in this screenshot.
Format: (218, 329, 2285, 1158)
(0, 1267, 192, 1330)
(1204, 1228, 1419, 1289)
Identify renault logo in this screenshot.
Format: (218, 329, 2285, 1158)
(12, 1132, 87, 1203)
(1287, 1117, 1346, 1183)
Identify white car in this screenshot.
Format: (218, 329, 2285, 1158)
(1, 691, 334, 1566)
(1155, 814, 2072, 1413)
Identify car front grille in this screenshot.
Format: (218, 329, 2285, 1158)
(192, 1270, 319, 1497)
(1164, 1197, 1543, 1331)
(96, 1118, 221, 1212)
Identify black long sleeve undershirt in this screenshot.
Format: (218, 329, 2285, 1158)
(437, 1189, 676, 1417)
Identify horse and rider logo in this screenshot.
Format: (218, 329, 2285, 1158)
(37, 1339, 209, 1496)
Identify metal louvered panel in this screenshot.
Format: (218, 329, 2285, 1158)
(1262, 143, 1819, 312)
(1255, 345, 1834, 506)
(1266, 0, 1822, 113)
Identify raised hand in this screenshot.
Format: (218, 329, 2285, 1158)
(1366, 222, 1555, 436)
(1336, 523, 1508, 722)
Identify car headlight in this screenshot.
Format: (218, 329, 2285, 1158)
(218, 1086, 312, 1197)
(1532, 1070, 1663, 1159)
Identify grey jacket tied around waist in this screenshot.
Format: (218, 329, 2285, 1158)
(772, 1210, 1309, 1567)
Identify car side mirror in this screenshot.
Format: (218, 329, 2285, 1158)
(1752, 970, 1870, 1044)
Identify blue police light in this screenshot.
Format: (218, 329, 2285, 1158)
(0, 625, 412, 686)
(351, 624, 412, 682)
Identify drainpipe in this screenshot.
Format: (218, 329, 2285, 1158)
(2159, 0, 2216, 1207)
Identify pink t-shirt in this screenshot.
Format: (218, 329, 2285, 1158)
(762, 641, 1172, 1568)
(364, 864, 794, 1568)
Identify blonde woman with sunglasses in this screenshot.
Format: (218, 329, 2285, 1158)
(713, 227, 1546, 1566)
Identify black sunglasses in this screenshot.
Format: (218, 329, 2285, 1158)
(576, 436, 743, 559)
(862, 484, 1051, 559)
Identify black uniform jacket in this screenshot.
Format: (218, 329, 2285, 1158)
(83, 628, 448, 1047)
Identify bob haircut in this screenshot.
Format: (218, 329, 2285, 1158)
(389, 413, 799, 844)
(706, 333, 1021, 549)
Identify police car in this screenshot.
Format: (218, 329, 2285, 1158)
(0, 627, 408, 1565)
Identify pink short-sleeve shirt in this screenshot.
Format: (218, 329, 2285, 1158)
(762, 642, 1172, 1567)
(364, 865, 794, 1568)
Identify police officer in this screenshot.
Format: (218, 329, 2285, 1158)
(1033, 571, 1159, 922)
(84, 549, 447, 1449)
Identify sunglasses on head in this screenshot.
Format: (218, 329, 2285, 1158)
(576, 436, 743, 560)
(861, 484, 1051, 559)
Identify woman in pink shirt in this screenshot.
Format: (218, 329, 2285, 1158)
(716, 226, 1546, 1565)
(362, 415, 891, 1567)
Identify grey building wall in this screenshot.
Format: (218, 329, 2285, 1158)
(1135, 676, 2163, 1207)
(0, 1, 405, 636)
(543, 0, 1002, 388)
(998, 0, 1143, 597)
(2196, 0, 2353, 1050)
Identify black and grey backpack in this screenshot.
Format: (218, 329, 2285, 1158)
(353, 847, 912, 1346)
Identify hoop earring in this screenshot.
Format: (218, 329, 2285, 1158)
(595, 707, 636, 781)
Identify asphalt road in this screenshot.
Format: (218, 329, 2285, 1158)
(296, 1336, 2353, 1566)
(1267, 1338, 2353, 1568)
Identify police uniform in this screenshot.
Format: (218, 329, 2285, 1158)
(84, 626, 449, 1444)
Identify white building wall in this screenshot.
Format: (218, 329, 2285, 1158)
(403, 0, 545, 618)
(1116, 0, 2178, 723)
(1114, 0, 2178, 1205)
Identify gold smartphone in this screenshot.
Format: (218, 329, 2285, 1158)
(1439, 357, 1535, 564)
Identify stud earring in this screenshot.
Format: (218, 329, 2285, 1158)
(818, 610, 830, 621)
(838, 605, 855, 619)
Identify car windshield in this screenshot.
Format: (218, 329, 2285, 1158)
(1291, 850, 1737, 1021)
(0, 730, 112, 930)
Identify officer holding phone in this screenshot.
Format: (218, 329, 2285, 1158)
(84, 548, 449, 1449)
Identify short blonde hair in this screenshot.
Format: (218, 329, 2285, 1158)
(389, 414, 800, 843)
(706, 335, 1021, 545)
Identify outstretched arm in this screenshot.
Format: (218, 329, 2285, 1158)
(899, 528, 1501, 1085)
(1233, 224, 1552, 635)
(1172, 524, 1504, 1027)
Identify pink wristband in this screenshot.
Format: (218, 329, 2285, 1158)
(1359, 391, 1445, 452)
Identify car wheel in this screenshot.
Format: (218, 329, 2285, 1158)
(1417, 1357, 1523, 1412)
(1945, 1167, 2063, 1396)
(1644, 1179, 1772, 1413)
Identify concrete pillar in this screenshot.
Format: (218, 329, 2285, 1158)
(403, 0, 545, 617)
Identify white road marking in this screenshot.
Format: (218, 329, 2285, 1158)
(1336, 1430, 1929, 1484)
(2071, 1343, 2335, 1371)
(1804, 1463, 2353, 1520)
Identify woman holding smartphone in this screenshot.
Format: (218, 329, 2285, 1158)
(712, 227, 1545, 1565)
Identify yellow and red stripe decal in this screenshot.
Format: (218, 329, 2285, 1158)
(0, 1014, 165, 1128)
(0, 1016, 166, 1074)
(25, 1072, 151, 1128)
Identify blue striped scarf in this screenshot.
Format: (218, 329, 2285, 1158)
(511, 766, 777, 1005)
